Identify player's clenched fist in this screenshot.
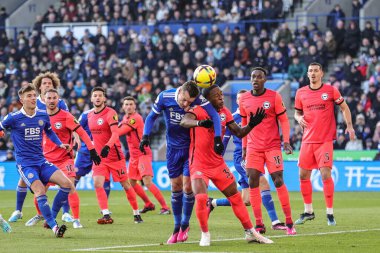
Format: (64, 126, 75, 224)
(197, 119, 213, 128)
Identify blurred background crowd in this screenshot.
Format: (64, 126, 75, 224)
(0, 0, 379, 160)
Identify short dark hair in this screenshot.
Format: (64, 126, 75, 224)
(237, 89, 248, 94)
(91, 86, 106, 96)
(309, 62, 323, 70)
(44, 88, 59, 95)
(123, 96, 136, 104)
(202, 84, 219, 99)
(181, 80, 199, 98)
(251, 67, 268, 76)
(18, 83, 36, 97)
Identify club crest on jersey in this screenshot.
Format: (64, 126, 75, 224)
(321, 93, 328, 100)
(169, 107, 173, 111)
(54, 122, 62, 129)
(97, 118, 104, 125)
(27, 173, 34, 179)
(220, 113, 226, 122)
(195, 171, 203, 175)
(129, 118, 136, 125)
(38, 120, 44, 126)
(263, 101, 271, 109)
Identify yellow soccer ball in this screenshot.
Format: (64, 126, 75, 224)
(193, 65, 217, 88)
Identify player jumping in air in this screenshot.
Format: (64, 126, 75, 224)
(180, 85, 272, 246)
(140, 81, 224, 244)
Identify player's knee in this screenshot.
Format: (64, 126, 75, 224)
(273, 177, 284, 188)
(248, 176, 259, 188)
(142, 177, 152, 188)
(183, 184, 192, 193)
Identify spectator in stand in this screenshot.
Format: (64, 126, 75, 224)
(288, 57, 306, 83)
(333, 20, 346, 55)
(334, 134, 347, 150)
(351, 0, 362, 26)
(327, 4, 346, 30)
(343, 21, 361, 57)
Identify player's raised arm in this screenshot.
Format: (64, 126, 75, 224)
(227, 107, 266, 138)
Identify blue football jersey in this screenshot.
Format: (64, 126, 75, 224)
(0, 108, 56, 166)
(37, 96, 69, 111)
(77, 109, 93, 154)
(224, 109, 242, 158)
(151, 88, 211, 148)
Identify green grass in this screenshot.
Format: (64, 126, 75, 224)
(1, 190, 379, 253)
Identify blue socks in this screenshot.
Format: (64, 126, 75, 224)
(104, 181, 111, 198)
(37, 195, 57, 229)
(51, 188, 70, 219)
(261, 190, 279, 223)
(216, 198, 231, 206)
(171, 191, 183, 232)
(181, 192, 194, 230)
(16, 186, 27, 211)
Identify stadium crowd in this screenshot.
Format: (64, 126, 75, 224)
(0, 0, 379, 156)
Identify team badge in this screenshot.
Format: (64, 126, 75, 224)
(97, 118, 104, 125)
(169, 107, 173, 111)
(27, 173, 34, 179)
(38, 120, 44, 126)
(220, 113, 226, 122)
(54, 122, 62, 129)
(195, 171, 202, 175)
(129, 118, 136, 125)
(263, 101, 271, 109)
(321, 93, 328, 100)
(113, 114, 118, 121)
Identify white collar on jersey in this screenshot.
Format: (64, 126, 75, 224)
(174, 87, 180, 106)
(37, 95, 45, 104)
(21, 107, 37, 118)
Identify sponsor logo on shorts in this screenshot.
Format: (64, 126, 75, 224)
(195, 171, 202, 175)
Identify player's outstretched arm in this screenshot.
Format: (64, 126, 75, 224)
(180, 113, 213, 128)
(227, 107, 266, 138)
(339, 101, 356, 141)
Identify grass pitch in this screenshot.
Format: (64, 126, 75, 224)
(0, 190, 379, 253)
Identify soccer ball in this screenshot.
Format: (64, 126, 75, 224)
(193, 65, 217, 88)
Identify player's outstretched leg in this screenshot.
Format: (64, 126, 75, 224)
(25, 197, 44, 226)
(0, 214, 12, 233)
(9, 184, 27, 222)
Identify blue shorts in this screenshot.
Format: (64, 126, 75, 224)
(166, 146, 189, 179)
(75, 151, 93, 177)
(17, 161, 58, 188)
(234, 155, 249, 189)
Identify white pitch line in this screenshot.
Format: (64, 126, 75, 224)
(71, 228, 380, 252)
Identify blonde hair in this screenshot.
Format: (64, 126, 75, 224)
(32, 72, 61, 93)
